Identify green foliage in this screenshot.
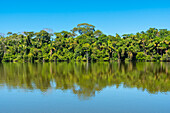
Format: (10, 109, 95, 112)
(0, 42, 4, 62)
(13, 55, 23, 62)
(0, 24, 170, 62)
(153, 54, 161, 61)
(146, 55, 152, 61)
(161, 54, 167, 61)
(136, 52, 146, 61)
(72, 23, 95, 36)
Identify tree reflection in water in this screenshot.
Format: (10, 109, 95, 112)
(0, 62, 170, 99)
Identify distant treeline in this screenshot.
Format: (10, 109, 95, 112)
(0, 23, 170, 62)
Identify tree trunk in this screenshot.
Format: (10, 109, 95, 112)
(86, 51, 89, 63)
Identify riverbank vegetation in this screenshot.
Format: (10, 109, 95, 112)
(0, 23, 170, 62)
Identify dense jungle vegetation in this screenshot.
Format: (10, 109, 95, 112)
(0, 23, 170, 62)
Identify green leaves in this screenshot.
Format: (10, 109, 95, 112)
(136, 52, 146, 61)
(72, 23, 95, 36)
(0, 42, 4, 62)
(0, 24, 170, 62)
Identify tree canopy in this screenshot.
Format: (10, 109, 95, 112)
(0, 23, 170, 62)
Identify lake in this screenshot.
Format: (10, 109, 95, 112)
(0, 62, 170, 113)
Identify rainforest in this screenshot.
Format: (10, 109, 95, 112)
(0, 23, 170, 62)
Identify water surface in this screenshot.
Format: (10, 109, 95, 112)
(0, 62, 170, 113)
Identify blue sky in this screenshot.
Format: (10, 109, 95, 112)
(0, 0, 170, 35)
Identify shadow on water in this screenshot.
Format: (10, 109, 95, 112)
(0, 62, 170, 99)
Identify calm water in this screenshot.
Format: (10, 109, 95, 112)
(0, 62, 170, 113)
